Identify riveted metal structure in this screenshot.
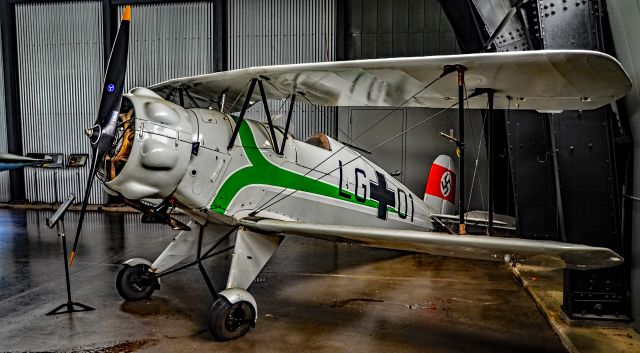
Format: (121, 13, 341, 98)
(538, 0, 630, 321)
(15, 2, 106, 204)
(440, 0, 632, 320)
(607, 0, 640, 333)
(228, 0, 337, 140)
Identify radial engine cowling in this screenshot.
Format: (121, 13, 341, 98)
(105, 88, 192, 200)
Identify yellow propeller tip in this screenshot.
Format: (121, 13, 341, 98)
(69, 251, 75, 266)
(122, 5, 131, 21)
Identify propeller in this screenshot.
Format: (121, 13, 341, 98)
(69, 6, 131, 267)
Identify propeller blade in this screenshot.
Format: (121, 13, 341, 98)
(69, 6, 131, 267)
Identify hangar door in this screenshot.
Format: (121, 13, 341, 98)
(16, 2, 105, 204)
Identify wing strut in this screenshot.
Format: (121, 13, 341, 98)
(279, 94, 296, 154)
(184, 88, 200, 108)
(227, 77, 298, 155)
(455, 65, 467, 234)
(257, 80, 280, 153)
(227, 78, 258, 150)
(487, 90, 496, 236)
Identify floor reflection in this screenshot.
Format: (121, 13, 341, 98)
(0, 209, 183, 301)
(0, 209, 566, 353)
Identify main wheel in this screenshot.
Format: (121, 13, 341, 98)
(208, 297, 256, 341)
(116, 264, 156, 301)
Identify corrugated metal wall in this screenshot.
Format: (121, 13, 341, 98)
(16, 2, 105, 204)
(228, 0, 336, 139)
(0, 26, 10, 202)
(119, 2, 217, 92)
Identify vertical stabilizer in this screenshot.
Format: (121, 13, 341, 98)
(424, 155, 456, 214)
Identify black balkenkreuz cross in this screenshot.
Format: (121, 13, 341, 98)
(369, 171, 396, 220)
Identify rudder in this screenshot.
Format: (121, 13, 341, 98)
(424, 155, 456, 214)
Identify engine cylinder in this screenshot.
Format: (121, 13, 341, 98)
(105, 88, 193, 200)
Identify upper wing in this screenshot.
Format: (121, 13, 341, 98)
(239, 219, 623, 270)
(150, 50, 630, 112)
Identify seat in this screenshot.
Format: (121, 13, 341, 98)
(304, 133, 332, 151)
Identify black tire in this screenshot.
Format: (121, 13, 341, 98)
(116, 264, 156, 301)
(208, 297, 256, 341)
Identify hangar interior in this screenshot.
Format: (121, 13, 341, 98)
(0, 0, 639, 352)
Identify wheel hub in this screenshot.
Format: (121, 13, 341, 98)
(225, 304, 248, 331)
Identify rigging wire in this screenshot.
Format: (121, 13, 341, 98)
(351, 75, 444, 142)
(224, 79, 250, 114)
(467, 100, 488, 213)
(505, 98, 514, 225)
(249, 73, 449, 215)
(252, 101, 461, 215)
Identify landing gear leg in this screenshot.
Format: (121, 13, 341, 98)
(207, 228, 282, 340)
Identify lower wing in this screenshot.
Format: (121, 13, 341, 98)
(239, 219, 623, 270)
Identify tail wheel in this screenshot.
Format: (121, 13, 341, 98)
(116, 264, 156, 301)
(208, 297, 256, 341)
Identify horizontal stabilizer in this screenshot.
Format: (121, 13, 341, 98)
(432, 211, 517, 231)
(240, 219, 623, 270)
(0, 153, 50, 172)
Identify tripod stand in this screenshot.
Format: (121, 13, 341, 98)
(46, 194, 95, 315)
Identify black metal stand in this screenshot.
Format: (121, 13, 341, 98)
(46, 194, 94, 315)
(53, 169, 59, 204)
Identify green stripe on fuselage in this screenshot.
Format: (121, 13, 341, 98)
(209, 121, 394, 215)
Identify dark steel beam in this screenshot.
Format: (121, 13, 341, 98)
(214, 0, 227, 72)
(334, 0, 346, 61)
(437, 0, 488, 53)
(1, 0, 26, 201)
(102, 0, 117, 69)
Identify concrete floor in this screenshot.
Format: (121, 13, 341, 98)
(0, 209, 566, 353)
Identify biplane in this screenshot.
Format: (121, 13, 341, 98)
(68, 7, 629, 340)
